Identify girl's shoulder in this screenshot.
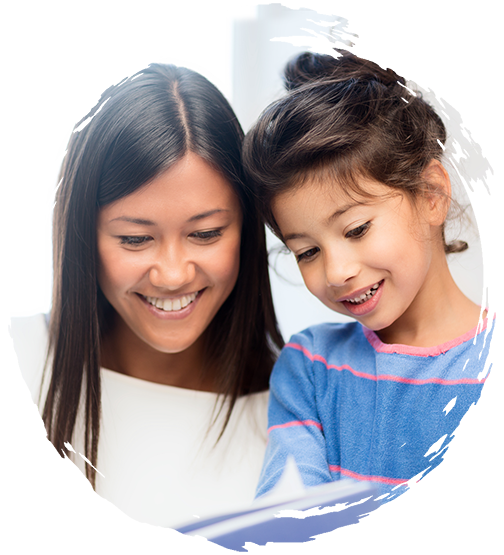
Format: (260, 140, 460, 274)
(283, 320, 366, 359)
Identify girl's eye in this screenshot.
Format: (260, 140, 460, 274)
(190, 229, 223, 241)
(345, 222, 371, 239)
(119, 236, 152, 246)
(296, 247, 320, 263)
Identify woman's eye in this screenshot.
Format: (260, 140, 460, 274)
(119, 236, 152, 246)
(345, 222, 371, 239)
(190, 229, 222, 241)
(296, 247, 320, 263)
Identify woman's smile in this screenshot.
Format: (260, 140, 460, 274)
(97, 152, 242, 355)
(137, 290, 203, 319)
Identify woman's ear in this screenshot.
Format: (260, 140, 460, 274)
(421, 159, 451, 226)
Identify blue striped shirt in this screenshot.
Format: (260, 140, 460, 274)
(256, 319, 493, 502)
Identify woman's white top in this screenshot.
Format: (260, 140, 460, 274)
(10, 314, 269, 528)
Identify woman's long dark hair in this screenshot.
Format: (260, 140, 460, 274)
(43, 64, 284, 488)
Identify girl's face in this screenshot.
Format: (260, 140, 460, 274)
(97, 152, 242, 355)
(272, 176, 444, 334)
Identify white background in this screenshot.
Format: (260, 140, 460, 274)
(5, 3, 504, 339)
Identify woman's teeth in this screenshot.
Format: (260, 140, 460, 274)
(346, 282, 381, 305)
(146, 292, 198, 312)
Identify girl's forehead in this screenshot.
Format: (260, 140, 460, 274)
(271, 176, 410, 240)
(277, 174, 393, 209)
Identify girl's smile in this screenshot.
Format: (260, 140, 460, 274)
(273, 178, 432, 330)
(272, 173, 450, 342)
(338, 280, 384, 316)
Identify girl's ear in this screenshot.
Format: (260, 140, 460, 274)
(421, 159, 451, 226)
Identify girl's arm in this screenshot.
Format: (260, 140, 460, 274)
(255, 336, 332, 497)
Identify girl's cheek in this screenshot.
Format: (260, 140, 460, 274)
(300, 265, 325, 299)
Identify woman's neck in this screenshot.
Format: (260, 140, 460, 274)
(376, 251, 484, 347)
(100, 315, 217, 391)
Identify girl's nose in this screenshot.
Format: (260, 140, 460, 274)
(324, 251, 359, 287)
(148, 246, 196, 291)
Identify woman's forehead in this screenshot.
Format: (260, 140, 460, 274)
(98, 153, 242, 225)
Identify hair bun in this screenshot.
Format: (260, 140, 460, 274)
(283, 49, 406, 91)
(283, 52, 339, 91)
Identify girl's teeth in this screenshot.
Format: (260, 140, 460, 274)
(347, 282, 381, 305)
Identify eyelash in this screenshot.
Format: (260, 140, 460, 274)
(345, 221, 371, 239)
(296, 247, 319, 263)
(119, 236, 152, 246)
(118, 229, 223, 246)
(295, 222, 371, 263)
(190, 229, 223, 241)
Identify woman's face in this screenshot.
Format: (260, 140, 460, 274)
(96, 152, 242, 355)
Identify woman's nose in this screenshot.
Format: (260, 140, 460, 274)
(148, 245, 196, 291)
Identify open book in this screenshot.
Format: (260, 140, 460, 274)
(163, 459, 504, 552)
(0, 461, 504, 552)
(176, 457, 379, 540)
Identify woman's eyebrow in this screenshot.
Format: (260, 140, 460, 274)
(109, 216, 155, 225)
(109, 210, 229, 226)
(187, 209, 228, 222)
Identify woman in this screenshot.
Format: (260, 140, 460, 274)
(11, 63, 283, 527)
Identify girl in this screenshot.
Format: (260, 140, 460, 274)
(11, 63, 283, 526)
(242, 51, 493, 502)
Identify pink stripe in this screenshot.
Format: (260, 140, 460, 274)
(268, 419, 323, 434)
(377, 375, 486, 385)
(328, 464, 408, 486)
(285, 342, 487, 386)
(363, 317, 491, 356)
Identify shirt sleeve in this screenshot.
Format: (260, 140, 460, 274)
(255, 333, 332, 497)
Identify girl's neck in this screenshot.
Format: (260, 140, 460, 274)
(376, 252, 483, 348)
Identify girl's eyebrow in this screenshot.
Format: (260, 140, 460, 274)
(284, 231, 308, 242)
(109, 209, 228, 226)
(284, 201, 368, 242)
(325, 202, 362, 225)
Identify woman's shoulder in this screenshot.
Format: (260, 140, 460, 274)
(8, 314, 49, 351)
(10, 312, 48, 332)
(9, 313, 49, 403)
